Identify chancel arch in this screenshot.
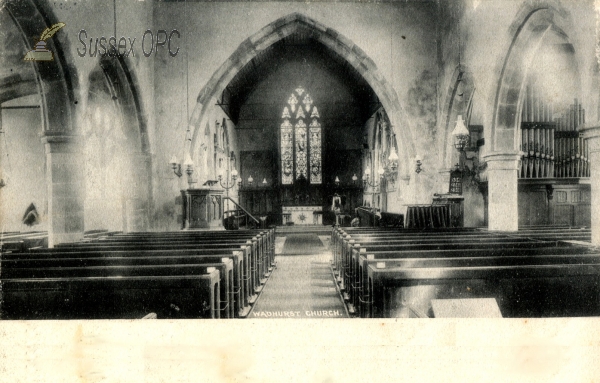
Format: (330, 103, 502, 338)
(188, 13, 414, 180)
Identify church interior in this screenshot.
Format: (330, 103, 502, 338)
(2, 0, 600, 320)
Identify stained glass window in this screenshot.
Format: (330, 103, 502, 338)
(281, 119, 293, 184)
(295, 119, 307, 179)
(280, 87, 322, 184)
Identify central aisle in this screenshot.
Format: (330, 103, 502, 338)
(250, 234, 348, 318)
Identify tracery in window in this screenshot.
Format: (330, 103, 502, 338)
(280, 87, 322, 184)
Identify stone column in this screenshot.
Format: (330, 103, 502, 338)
(483, 153, 521, 231)
(41, 133, 85, 247)
(122, 152, 152, 232)
(581, 125, 600, 245)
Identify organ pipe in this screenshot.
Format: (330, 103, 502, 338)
(520, 83, 588, 179)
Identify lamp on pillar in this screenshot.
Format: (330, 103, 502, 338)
(363, 166, 384, 188)
(452, 115, 470, 153)
(183, 154, 195, 188)
(386, 131, 399, 172)
(262, 178, 268, 187)
(451, 114, 482, 184)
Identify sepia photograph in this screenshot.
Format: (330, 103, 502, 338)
(1, 0, 600, 381)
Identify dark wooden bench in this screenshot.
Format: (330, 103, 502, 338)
(2, 261, 234, 319)
(3, 250, 249, 317)
(364, 263, 600, 318)
(336, 238, 565, 288)
(380, 212, 404, 228)
(353, 249, 599, 317)
(47, 237, 271, 289)
(1, 272, 220, 320)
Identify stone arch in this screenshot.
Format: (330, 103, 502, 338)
(188, 12, 414, 178)
(489, 0, 574, 154)
(5, 0, 78, 133)
(83, 55, 153, 231)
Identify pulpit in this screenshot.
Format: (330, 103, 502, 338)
(181, 188, 224, 229)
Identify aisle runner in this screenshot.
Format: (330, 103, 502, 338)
(281, 233, 324, 255)
(251, 234, 347, 318)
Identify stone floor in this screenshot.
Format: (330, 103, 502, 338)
(250, 234, 348, 319)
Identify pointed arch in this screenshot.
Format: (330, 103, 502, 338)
(4, 0, 79, 133)
(489, 1, 575, 153)
(189, 12, 414, 177)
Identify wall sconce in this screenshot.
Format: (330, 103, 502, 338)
(169, 155, 183, 177)
(248, 175, 254, 186)
(262, 178, 268, 187)
(335, 176, 340, 186)
(415, 154, 423, 174)
(352, 174, 358, 184)
(363, 166, 384, 188)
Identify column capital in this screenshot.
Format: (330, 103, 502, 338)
(483, 152, 522, 171)
(41, 132, 83, 153)
(580, 125, 600, 154)
(579, 124, 600, 139)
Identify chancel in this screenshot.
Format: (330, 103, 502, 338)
(3, 0, 600, 320)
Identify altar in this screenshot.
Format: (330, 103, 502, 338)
(282, 206, 322, 225)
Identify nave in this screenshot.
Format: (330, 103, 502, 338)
(1, 223, 598, 320)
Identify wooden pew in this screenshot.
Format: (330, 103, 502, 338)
(343, 240, 579, 311)
(113, 231, 276, 281)
(337, 238, 556, 289)
(353, 248, 598, 317)
(47, 236, 271, 292)
(29, 241, 264, 296)
(2, 261, 235, 319)
(3, 250, 249, 317)
(1, 272, 220, 320)
(364, 263, 600, 318)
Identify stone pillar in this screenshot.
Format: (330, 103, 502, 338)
(484, 153, 521, 231)
(41, 133, 85, 247)
(122, 152, 152, 232)
(581, 125, 600, 245)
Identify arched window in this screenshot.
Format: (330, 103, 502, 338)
(280, 86, 322, 184)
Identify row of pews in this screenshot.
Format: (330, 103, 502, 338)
(331, 226, 598, 318)
(0, 229, 275, 320)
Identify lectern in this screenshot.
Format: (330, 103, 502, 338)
(181, 188, 225, 229)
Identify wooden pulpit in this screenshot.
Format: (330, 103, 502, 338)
(181, 188, 225, 229)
